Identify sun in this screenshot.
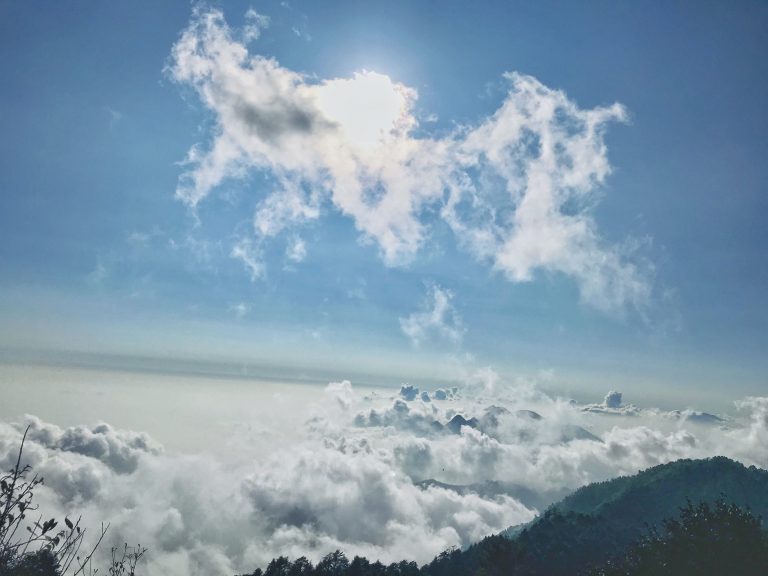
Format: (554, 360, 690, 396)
(314, 70, 417, 149)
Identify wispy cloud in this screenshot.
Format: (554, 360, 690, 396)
(400, 284, 464, 347)
(167, 7, 651, 315)
(230, 237, 264, 281)
(285, 235, 307, 263)
(87, 259, 109, 286)
(243, 8, 270, 42)
(230, 301, 251, 318)
(104, 106, 123, 129)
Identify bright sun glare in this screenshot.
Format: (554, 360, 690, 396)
(315, 70, 416, 148)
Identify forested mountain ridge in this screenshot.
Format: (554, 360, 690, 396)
(554, 456, 768, 519)
(483, 456, 768, 575)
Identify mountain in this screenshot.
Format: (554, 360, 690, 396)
(553, 456, 768, 521)
(416, 479, 570, 513)
(423, 457, 768, 576)
(433, 405, 600, 445)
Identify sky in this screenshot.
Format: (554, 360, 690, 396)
(1, 0, 767, 406)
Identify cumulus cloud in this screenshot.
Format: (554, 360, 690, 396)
(432, 389, 450, 401)
(399, 384, 420, 401)
(605, 391, 622, 409)
(580, 392, 728, 426)
(354, 398, 442, 437)
(399, 285, 464, 347)
(0, 405, 534, 575)
(325, 380, 354, 409)
(582, 390, 641, 416)
(167, 7, 651, 314)
(16, 415, 162, 474)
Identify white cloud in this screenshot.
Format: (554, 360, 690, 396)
(167, 7, 651, 314)
(243, 8, 270, 42)
(399, 285, 464, 347)
(230, 302, 251, 318)
(399, 384, 420, 401)
(665, 409, 725, 425)
(325, 380, 354, 409)
(18, 415, 162, 475)
(285, 235, 307, 263)
(582, 390, 641, 416)
(231, 237, 265, 281)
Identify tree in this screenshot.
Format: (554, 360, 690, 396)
(590, 500, 768, 576)
(287, 556, 313, 576)
(315, 550, 350, 576)
(264, 556, 291, 576)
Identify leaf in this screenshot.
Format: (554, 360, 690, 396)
(66, 517, 74, 530)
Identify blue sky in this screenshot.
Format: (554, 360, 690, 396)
(0, 1, 766, 406)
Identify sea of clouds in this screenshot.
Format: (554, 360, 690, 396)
(2, 374, 767, 576)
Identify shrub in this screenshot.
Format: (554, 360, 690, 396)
(0, 426, 146, 576)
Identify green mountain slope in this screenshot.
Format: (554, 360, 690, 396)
(426, 457, 768, 576)
(555, 456, 768, 520)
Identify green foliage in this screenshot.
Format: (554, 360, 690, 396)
(590, 500, 768, 576)
(557, 457, 768, 521)
(501, 456, 768, 575)
(4, 549, 60, 576)
(315, 551, 350, 576)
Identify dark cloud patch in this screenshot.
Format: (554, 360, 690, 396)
(19, 415, 161, 474)
(399, 385, 419, 401)
(446, 414, 479, 434)
(604, 391, 623, 409)
(233, 97, 331, 144)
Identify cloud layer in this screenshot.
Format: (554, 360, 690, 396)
(168, 7, 650, 314)
(3, 381, 768, 576)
